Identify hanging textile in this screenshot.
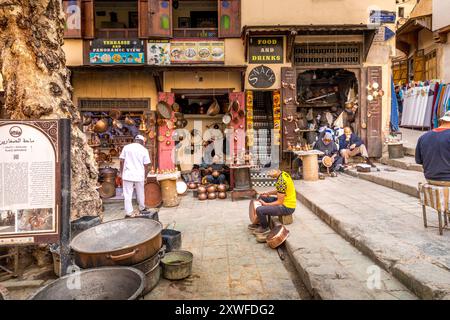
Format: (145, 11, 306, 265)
(390, 77, 399, 132)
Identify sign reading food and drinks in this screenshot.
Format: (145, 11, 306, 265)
(89, 39, 145, 65)
(0, 120, 61, 244)
(248, 36, 284, 64)
(169, 41, 225, 64)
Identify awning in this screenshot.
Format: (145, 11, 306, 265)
(242, 24, 377, 62)
(396, 17, 432, 54)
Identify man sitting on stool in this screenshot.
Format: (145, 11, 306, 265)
(314, 132, 343, 176)
(416, 111, 450, 186)
(249, 169, 296, 241)
(338, 127, 375, 167)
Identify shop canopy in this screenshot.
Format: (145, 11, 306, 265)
(242, 24, 377, 63)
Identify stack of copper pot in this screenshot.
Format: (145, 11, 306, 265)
(197, 184, 228, 201)
(98, 167, 118, 198)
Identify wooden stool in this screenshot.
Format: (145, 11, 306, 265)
(418, 182, 450, 235)
(293, 150, 324, 182)
(278, 214, 294, 225)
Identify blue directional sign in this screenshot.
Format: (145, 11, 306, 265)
(370, 10, 396, 24)
(384, 27, 395, 41)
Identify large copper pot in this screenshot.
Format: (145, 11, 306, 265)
(99, 167, 118, 183)
(206, 185, 217, 193)
(218, 192, 227, 199)
(217, 184, 227, 192)
(198, 186, 207, 194)
(71, 218, 163, 269)
(249, 200, 262, 224)
(93, 119, 108, 133)
(188, 182, 198, 189)
(145, 179, 162, 208)
(207, 192, 217, 200)
(198, 193, 207, 201)
(266, 224, 290, 249)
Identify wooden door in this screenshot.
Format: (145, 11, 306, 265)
(81, 0, 94, 39)
(157, 92, 175, 170)
(63, 0, 82, 38)
(218, 0, 241, 38)
(366, 67, 382, 158)
(148, 0, 172, 38)
(139, 0, 149, 38)
(280, 67, 297, 151)
(413, 55, 425, 82)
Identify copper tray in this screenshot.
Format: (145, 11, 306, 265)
(266, 224, 289, 249)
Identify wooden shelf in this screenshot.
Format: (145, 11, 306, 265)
(184, 114, 224, 120)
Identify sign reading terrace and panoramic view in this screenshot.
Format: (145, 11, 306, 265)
(0, 121, 60, 245)
(89, 39, 145, 65)
(248, 36, 284, 64)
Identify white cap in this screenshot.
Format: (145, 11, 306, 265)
(440, 111, 450, 122)
(135, 135, 145, 141)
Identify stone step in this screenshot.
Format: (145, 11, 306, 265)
(380, 156, 423, 173)
(404, 146, 415, 157)
(295, 176, 450, 300)
(345, 164, 426, 198)
(285, 201, 417, 300)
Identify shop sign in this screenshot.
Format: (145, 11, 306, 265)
(147, 40, 171, 65)
(0, 120, 62, 244)
(374, 26, 395, 42)
(248, 37, 284, 64)
(369, 10, 396, 24)
(169, 41, 225, 64)
(89, 39, 145, 65)
(63, 0, 81, 38)
(248, 65, 276, 89)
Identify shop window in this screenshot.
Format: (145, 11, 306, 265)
(398, 6, 404, 18)
(294, 43, 362, 67)
(94, 0, 138, 39)
(172, 0, 218, 38)
(425, 50, 437, 80)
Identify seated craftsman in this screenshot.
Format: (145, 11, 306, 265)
(203, 155, 227, 185)
(338, 127, 375, 167)
(415, 111, 450, 186)
(249, 169, 296, 240)
(314, 132, 343, 176)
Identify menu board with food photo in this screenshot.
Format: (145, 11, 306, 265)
(170, 41, 225, 64)
(89, 39, 145, 65)
(147, 40, 171, 65)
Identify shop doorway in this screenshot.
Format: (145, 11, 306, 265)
(250, 91, 274, 168)
(295, 69, 359, 145)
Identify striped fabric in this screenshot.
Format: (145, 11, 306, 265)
(418, 183, 450, 212)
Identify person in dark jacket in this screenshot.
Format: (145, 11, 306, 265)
(314, 132, 343, 175)
(415, 111, 450, 186)
(338, 127, 374, 167)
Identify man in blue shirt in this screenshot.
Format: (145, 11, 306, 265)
(415, 111, 450, 186)
(338, 127, 374, 167)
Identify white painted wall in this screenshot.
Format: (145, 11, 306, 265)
(433, 0, 450, 31)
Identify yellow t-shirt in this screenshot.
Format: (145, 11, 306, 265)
(275, 171, 296, 209)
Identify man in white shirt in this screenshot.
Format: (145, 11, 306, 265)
(119, 135, 151, 217)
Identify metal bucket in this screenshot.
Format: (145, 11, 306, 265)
(388, 143, 404, 159)
(161, 250, 193, 280)
(29, 267, 145, 300)
(131, 250, 164, 295)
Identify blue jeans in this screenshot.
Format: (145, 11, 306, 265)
(206, 174, 226, 184)
(256, 196, 295, 229)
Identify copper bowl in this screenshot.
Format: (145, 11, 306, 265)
(197, 186, 207, 194)
(249, 200, 262, 224)
(218, 192, 227, 199)
(212, 171, 220, 178)
(206, 185, 217, 193)
(207, 192, 216, 200)
(198, 193, 207, 201)
(266, 224, 290, 249)
(188, 182, 198, 189)
(217, 184, 227, 192)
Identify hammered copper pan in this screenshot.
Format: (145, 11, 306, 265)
(266, 224, 290, 249)
(249, 200, 261, 224)
(71, 218, 163, 269)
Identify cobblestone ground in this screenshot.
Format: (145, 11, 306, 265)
(103, 192, 310, 300)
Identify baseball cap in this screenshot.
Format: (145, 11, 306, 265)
(440, 111, 450, 122)
(135, 134, 145, 141)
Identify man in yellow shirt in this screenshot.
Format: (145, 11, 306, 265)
(250, 169, 297, 237)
